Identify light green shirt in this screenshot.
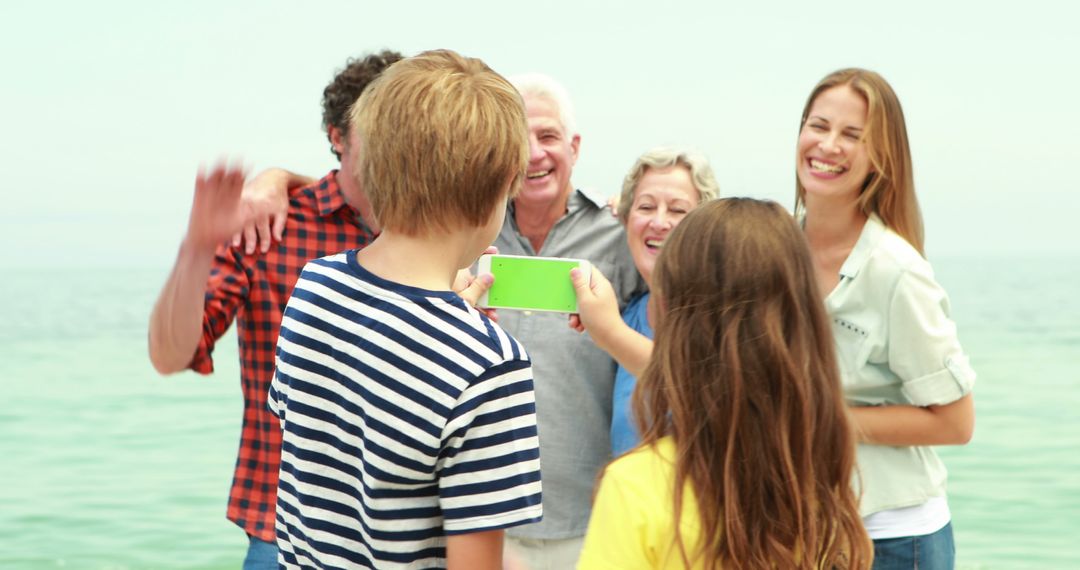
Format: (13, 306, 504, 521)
(826, 215, 975, 516)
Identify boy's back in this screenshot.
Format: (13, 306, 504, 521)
(269, 250, 542, 568)
(269, 48, 539, 569)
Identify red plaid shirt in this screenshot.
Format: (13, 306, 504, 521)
(189, 170, 376, 541)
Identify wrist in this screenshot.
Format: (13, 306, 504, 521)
(589, 319, 629, 353)
(847, 406, 872, 444)
(179, 234, 222, 259)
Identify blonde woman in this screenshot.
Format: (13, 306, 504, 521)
(795, 68, 976, 569)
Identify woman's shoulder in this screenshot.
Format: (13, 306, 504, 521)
(623, 291, 650, 311)
(862, 218, 934, 282)
(606, 437, 676, 484)
(620, 292, 652, 331)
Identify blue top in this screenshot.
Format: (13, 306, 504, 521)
(610, 292, 653, 456)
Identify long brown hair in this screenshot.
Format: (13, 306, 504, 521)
(794, 68, 925, 255)
(633, 198, 871, 568)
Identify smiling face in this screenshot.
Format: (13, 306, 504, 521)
(797, 85, 874, 205)
(519, 94, 579, 212)
(626, 165, 700, 283)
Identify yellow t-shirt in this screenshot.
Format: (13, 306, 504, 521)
(577, 437, 706, 569)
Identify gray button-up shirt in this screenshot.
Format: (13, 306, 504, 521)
(496, 187, 646, 539)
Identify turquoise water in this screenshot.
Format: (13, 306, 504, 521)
(2, 257, 1078, 568)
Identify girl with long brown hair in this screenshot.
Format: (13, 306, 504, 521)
(572, 198, 871, 569)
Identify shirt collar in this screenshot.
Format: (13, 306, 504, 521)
(507, 186, 607, 216)
(838, 214, 886, 279)
(573, 186, 609, 211)
(312, 169, 349, 218)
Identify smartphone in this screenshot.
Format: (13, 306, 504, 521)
(476, 254, 591, 313)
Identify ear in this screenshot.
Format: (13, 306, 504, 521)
(569, 133, 581, 166)
(329, 126, 345, 155)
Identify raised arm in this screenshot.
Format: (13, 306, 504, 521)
(232, 168, 315, 254)
(571, 266, 654, 377)
(148, 165, 250, 374)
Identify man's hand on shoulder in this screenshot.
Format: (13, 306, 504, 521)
(231, 168, 314, 254)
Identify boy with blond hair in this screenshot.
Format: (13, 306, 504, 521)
(267, 50, 542, 569)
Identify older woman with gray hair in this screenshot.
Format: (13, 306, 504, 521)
(608, 147, 719, 455)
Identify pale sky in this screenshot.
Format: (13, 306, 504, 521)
(3, 0, 1077, 269)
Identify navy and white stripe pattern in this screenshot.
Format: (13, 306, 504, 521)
(268, 251, 542, 569)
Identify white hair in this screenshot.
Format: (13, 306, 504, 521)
(508, 72, 578, 137)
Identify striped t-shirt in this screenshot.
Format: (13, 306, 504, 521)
(268, 250, 543, 569)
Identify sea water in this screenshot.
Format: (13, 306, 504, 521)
(1, 256, 1077, 569)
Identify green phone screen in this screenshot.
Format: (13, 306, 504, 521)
(488, 256, 580, 312)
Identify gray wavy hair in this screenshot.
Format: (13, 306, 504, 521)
(617, 147, 720, 224)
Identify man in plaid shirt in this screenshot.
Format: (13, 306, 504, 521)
(147, 50, 401, 569)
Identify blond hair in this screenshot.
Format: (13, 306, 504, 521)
(616, 147, 720, 225)
(794, 68, 925, 254)
(349, 49, 528, 235)
(635, 198, 872, 568)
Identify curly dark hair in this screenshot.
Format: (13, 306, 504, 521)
(322, 49, 404, 160)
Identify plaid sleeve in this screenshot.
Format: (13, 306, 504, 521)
(438, 358, 542, 534)
(188, 244, 251, 374)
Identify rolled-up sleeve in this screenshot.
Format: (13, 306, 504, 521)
(189, 245, 250, 374)
(889, 267, 976, 406)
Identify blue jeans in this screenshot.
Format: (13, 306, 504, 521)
(872, 522, 955, 570)
(243, 535, 279, 570)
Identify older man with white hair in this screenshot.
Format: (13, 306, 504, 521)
(495, 73, 643, 569)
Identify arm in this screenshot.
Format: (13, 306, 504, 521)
(854, 266, 977, 446)
(232, 168, 315, 254)
(148, 165, 250, 374)
(850, 393, 974, 446)
(446, 529, 504, 570)
(453, 245, 499, 321)
(439, 359, 541, 569)
(570, 266, 654, 377)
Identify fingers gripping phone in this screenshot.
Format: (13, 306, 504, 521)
(477, 254, 591, 313)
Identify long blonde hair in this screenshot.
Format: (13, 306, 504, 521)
(634, 198, 871, 568)
(794, 68, 925, 255)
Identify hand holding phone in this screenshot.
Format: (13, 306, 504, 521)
(477, 254, 591, 313)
